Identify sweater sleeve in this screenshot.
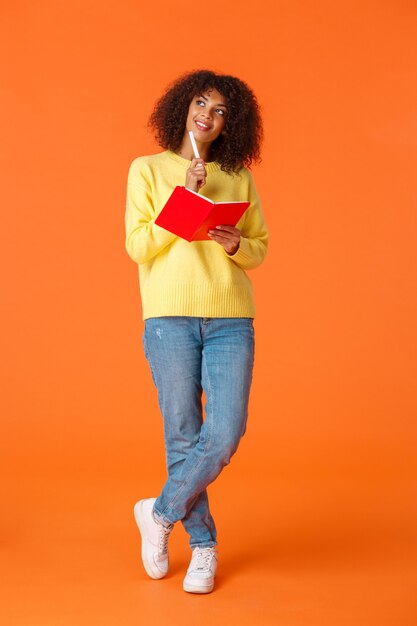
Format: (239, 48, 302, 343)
(226, 170, 269, 270)
(124, 161, 176, 265)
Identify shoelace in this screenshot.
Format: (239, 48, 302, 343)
(193, 547, 216, 571)
(158, 524, 173, 555)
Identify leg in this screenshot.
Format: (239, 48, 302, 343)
(143, 317, 217, 547)
(152, 317, 255, 542)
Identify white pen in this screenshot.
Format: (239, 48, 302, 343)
(188, 130, 203, 166)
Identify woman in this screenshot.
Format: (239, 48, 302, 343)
(125, 69, 268, 594)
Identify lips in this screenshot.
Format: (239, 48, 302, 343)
(195, 120, 212, 131)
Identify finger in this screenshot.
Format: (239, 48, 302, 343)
(208, 235, 239, 253)
(208, 228, 238, 239)
(190, 158, 205, 169)
(208, 233, 239, 245)
(188, 171, 206, 184)
(214, 225, 240, 234)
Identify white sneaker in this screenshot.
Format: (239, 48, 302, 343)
(183, 546, 218, 594)
(133, 498, 173, 579)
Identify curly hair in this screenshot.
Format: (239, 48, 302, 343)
(148, 69, 263, 174)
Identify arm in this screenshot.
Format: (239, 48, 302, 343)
(210, 170, 269, 270)
(124, 162, 176, 265)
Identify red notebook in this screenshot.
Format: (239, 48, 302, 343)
(155, 186, 250, 242)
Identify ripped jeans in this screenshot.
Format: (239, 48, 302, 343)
(142, 316, 255, 549)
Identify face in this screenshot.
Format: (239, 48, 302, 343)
(185, 88, 228, 144)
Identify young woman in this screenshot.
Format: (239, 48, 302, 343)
(125, 69, 268, 594)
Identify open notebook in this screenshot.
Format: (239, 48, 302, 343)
(155, 186, 250, 242)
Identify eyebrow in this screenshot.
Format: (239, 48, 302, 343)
(197, 94, 228, 108)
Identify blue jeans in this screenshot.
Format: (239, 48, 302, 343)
(142, 316, 255, 549)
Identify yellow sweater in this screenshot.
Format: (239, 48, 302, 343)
(125, 150, 268, 320)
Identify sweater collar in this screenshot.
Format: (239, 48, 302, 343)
(165, 150, 222, 174)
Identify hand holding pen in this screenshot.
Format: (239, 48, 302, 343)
(185, 131, 207, 192)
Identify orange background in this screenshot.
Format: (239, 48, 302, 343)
(1, 1, 416, 624)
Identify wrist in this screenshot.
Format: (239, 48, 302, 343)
(226, 243, 240, 256)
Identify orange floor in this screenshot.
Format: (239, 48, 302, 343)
(1, 462, 416, 626)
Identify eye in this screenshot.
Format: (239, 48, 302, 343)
(216, 108, 225, 116)
(196, 99, 205, 107)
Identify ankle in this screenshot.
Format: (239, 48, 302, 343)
(152, 508, 174, 530)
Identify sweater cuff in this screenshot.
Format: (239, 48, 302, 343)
(226, 236, 255, 265)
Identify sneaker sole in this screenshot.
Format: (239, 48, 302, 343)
(183, 580, 214, 594)
(134, 500, 167, 580)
